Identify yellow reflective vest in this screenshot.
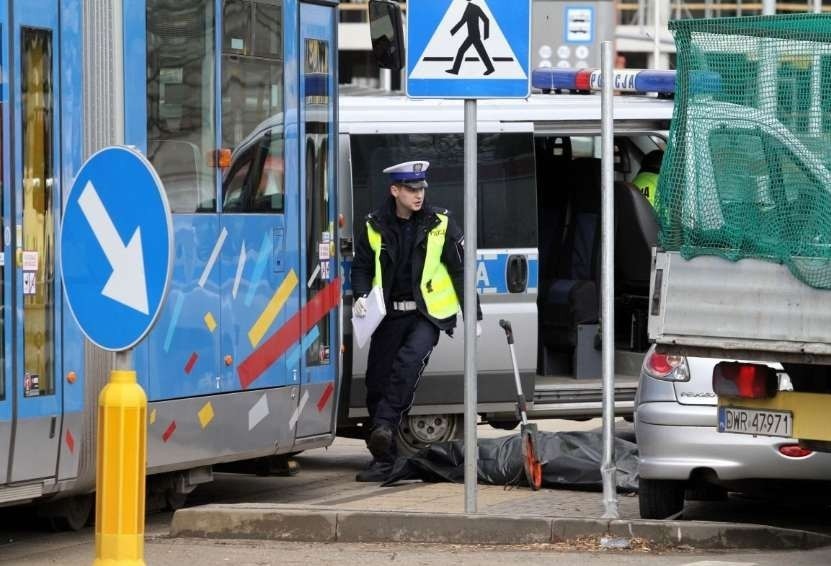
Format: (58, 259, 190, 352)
(366, 213, 460, 320)
(632, 171, 659, 207)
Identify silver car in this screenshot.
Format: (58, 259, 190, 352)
(635, 346, 831, 519)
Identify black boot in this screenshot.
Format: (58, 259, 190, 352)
(367, 424, 394, 459)
(355, 460, 393, 482)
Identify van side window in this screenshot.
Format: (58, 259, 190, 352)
(570, 137, 597, 158)
(350, 133, 537, 248)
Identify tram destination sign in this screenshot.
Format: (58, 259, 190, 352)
(60, 146, 173, 351)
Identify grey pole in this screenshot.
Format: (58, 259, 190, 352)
(463, 98, 478, 514)
(814, 0, 822, 14)
(600, 41, 619, 520)
(111, 0, 128, 370)
(762, 0, 775, 15)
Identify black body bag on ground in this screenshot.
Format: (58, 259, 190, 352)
(382, 431, 639, 492)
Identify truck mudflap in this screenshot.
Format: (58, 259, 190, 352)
(718, 392, 830, 444)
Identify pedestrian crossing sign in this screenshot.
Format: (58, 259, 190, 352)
(407, 0, 530, 99)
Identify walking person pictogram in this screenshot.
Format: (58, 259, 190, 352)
(446, 0, 495, 76)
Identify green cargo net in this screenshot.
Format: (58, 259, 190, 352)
(658, 14, 831, 288)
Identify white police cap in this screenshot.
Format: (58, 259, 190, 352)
(383, 160, 430, 188)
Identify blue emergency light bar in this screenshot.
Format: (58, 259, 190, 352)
(532, 68, 677, 94)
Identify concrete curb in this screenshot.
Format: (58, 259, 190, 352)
(170, 504, 831, 550)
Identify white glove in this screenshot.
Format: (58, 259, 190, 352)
(354, 296, 368, 318)
(476, 322, 482, 337)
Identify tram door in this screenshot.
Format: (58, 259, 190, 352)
(296, 2, 337, 439)
(4, 0, 63, 485)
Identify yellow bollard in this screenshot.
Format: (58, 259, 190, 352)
(94, 370, 147, 566)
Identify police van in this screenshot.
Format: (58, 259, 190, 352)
(336, 71, 673, 451)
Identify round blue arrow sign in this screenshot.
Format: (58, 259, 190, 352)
(60, 146, 173, 351)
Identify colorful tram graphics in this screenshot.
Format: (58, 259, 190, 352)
(0, 0, 340, 514)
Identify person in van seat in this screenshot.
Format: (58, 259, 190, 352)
(351, 160, 481, 482)
(632, 149, 664, 207)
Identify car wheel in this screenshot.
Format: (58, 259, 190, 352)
(639, 478, 685, 519)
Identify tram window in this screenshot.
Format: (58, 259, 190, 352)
(222, 0, 284, 161)
(222, 146, 255, 211)
(304, 39, 331, 367)
(350, 133, 537, 249)
(253, 2, 282, 58)
(21, 28, 55, 398)
(252, 134, 284, 212)
(146, 0, 217, 213)
(222, 131, 284, 212)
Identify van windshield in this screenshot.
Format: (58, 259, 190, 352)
(350, 133, 537, 248)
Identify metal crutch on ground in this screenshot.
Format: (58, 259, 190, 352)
(499, 319, 542, 490)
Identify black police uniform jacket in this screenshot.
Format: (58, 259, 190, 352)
(351, 197, 480, 331)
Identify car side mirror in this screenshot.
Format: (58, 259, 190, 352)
(369, 0, 405, 71)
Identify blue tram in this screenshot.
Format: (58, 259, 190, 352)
(0, 0, 339, 527)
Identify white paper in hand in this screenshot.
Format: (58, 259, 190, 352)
(352, 286, 386, 349)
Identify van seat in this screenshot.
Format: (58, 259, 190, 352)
(615, 181, 659, 296)
(540, 158, 602, 352)
(614, 181, 659, 351)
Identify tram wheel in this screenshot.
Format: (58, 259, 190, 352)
(397, 413, 462, 457)
(44, 494, 93, 531)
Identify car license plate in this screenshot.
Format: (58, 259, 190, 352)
(718, 406, 793, 438)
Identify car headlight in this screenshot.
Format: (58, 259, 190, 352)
(642, 350, 690, 382)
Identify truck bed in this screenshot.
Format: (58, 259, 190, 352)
(649, 251, 831, 364)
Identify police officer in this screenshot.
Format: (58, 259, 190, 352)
(351, 160, 481, 482)
(632, 149, 664, 207)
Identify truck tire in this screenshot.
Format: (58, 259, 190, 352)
(638, 478, 685, 519)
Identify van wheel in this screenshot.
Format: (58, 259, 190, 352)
(639, 478, 686, 519)
(397, 414, 462, 457)
(44, 495, 93, 531)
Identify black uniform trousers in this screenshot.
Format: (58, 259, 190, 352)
(365, 310, 440, 462)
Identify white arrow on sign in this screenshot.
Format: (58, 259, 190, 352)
(78, 181, 149, 315)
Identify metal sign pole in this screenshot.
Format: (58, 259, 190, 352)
(405, 0, 529, 516)
(92, 3, 147, 563)
(600, 41, 619, 520)
(463, 98, 478, 514)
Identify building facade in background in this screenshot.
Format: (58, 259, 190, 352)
(338, 0, 826, 90)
